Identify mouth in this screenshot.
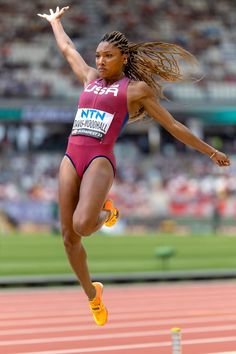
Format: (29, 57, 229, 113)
(98, 67, 106, 73)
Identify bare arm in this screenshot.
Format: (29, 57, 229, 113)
(138, 83, 230, 167)
(38, 6, 98, 85)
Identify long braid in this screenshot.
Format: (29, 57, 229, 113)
(100, 31, 197, 120)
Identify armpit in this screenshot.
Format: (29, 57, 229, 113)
(129, 105, 146, 122)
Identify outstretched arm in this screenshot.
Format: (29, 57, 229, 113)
(38, 6, 98, 85)
(138, 83, 230, 167)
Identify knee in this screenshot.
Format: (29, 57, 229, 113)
(61, 226, 81, 253)
(73, 214, 94, 237)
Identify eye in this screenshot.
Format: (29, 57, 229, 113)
(106, 53, 113, 58)
(95, 54, 100, 59)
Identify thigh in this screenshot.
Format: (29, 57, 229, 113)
(74, 157, 114, 221)
(58, 156, 81, 233)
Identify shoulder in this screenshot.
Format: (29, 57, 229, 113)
(128, 80, 155, 101)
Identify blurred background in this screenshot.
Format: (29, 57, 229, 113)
(0, 0, 236, 279)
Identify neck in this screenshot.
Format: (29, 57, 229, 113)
(103, 73, 125, 85)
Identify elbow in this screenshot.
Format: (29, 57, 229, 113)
(61, 43, 69, 55)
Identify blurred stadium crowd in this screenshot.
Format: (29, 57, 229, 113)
(0, 0, 236, 230)
(0, 140, 235, 228)
(1, 0, 236, 100)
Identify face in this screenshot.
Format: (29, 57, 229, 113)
(95, 42, 127, 80)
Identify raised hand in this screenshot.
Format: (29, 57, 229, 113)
(37, 6, 69, 22)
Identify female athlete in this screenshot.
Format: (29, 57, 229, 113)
(38, 6, 231, 326)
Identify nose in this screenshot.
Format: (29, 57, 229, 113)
(97, 56, 105, 65)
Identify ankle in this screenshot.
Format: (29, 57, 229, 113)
(88, 285, 96, 301)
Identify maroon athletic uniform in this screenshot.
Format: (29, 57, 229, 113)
(65, 76, 129, 177)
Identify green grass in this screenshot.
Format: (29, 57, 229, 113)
(1, 232, 236, 276)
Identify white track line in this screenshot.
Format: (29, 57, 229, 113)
(0, 330, 167, 346)
(14, 337, 236, 354)
(2, 306, 236, 321)
(2, 313, 236, 328)
(2, 325, 236, 346)
(2, 298, 236, 317)
(1, 323, 236, 337)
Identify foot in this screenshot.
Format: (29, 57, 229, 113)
(89, 282, 108, 326)
(103, 199, 119, 227)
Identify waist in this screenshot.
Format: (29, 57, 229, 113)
(68, 135, 114, 148)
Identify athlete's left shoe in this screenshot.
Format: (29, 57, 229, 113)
(103, 199, 119, 227)
(89, 282, 108, 326)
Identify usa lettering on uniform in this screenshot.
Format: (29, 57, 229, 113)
(85, 83, 119, 96)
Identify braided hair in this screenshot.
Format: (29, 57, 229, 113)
(100, 31, 197, 120)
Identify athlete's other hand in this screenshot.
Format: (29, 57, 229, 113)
(210, 150, 231, 167)
(37, 6, 69, 22)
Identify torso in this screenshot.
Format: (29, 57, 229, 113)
(70, 76, 130, 146)
(65, 75, 150, 177)
(85, 72, 147, 119)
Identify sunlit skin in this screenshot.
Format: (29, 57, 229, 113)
(37, 5, 231, 305)
(95, 42, 127, 83)
(36, 5, 231, 166)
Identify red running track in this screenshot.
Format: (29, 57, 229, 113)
(1, 281, 236, 354)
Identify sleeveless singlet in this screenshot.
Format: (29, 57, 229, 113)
(65, 76, 130, 177)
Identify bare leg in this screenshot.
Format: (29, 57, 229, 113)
(72, 157, 114, 237)
(59, 157, 95, 299)
(58, 156, 114, 300)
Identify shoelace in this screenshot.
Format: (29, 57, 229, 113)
(91, 303, 103, 312)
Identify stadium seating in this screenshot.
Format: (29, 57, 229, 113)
(0, 0, 235, 228)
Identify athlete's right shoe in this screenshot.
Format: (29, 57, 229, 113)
(103, 199, 119, 227)
(89, 282, 108, 326)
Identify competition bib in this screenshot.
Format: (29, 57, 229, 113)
(71, 108, 114, 139)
